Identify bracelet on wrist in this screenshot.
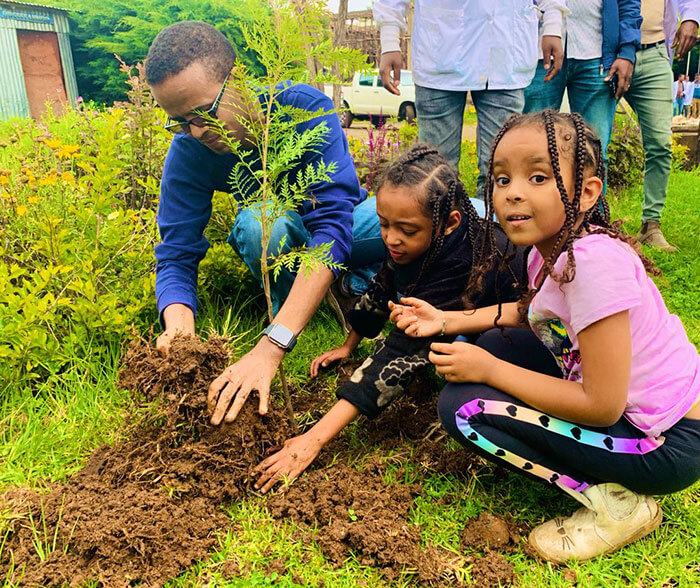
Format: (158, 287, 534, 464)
(440, 311, 446, 337)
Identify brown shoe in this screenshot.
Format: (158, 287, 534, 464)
(638, 221, 677, 253)
(324, 273, 359, 335)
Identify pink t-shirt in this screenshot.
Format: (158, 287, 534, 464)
(527, 233, 700, 437)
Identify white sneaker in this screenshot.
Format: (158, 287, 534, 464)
(528, 483, 662, 563)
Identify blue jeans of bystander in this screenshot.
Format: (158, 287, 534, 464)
(524, 57, 616, 161)
(414, 85, 524, 199)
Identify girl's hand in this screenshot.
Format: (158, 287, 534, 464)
(390, 297, 442, 338)
(429, 341, 495, 383)
(310, 346, 351, 377)
(253, 434, 322, 494)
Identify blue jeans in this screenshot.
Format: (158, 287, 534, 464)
(524, 58, 616, 161)
(228, 197, 384, 315)
(415, 85, 525, 199)
(674, 97, 685, 116)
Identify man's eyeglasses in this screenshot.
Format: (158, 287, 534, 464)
(164, 70, 231, 134)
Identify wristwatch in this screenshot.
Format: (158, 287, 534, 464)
(263, 323, 297, 352)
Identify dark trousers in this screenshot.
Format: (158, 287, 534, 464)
(437, 329, 700, 496)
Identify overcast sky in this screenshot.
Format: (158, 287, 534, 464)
(326, 0, 373, 12)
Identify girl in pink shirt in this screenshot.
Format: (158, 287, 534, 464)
(390, 110, 700, 563)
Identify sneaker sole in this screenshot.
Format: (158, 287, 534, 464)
(528, 504, 663, 564)
(325, 291, 350, 335)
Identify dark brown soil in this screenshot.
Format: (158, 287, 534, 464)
(470, 551, 515, 587)
(460, 513, 513, 551)
(267, 460, 453, 586)
(1, 336, 469, 587)
(1, 335, 293, 587)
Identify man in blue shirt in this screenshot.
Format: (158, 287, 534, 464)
(145, 21, 383, 424)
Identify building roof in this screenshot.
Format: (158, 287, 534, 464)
(0, 1, 69, 13)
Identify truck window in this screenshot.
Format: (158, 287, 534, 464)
(359, 74, 374, 87)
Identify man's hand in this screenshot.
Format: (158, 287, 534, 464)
(541, 35, 564, 82)
(605, 58, 634, 99)
(672, 20, 699, 60)
(253, 433, 322, 494)
(208, 337, 285, 425)
(429, 341, 495, 383)
(379, 51, 403, 96)
(157, 303, 195, 355)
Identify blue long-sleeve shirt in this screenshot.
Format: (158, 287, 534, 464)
(154, 83, 365, 319)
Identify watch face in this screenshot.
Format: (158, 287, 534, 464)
(270, 325, 294, 347)
(268, 324, 295, 348)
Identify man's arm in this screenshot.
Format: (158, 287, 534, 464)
(207, 265, 334, 426)
(155, 134, 216, 350)
(374, 0, 410, 94)
(537, 0, 568, 81)
(674, 0, 700, 59)
(605, 0, 642, 99)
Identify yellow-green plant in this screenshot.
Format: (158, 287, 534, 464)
(0, 69, 162, 390)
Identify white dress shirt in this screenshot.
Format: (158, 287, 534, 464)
(566, 0, 604, 60)
(374, 0, 568, 92)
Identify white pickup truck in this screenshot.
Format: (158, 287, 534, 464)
(325, 70, 416, 128)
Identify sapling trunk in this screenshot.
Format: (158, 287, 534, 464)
(259, 91, 298, 433)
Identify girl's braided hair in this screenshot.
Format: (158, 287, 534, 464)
(468, 109, 659, 325)
(377, 143, 484, 294)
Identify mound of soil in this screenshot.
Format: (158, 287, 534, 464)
(267, 460, 452, 586)
(470, 551, 515, 587)
(460, 513, 513, 551)
(1, 336, 293, 587)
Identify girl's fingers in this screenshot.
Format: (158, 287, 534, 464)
(399, 297, 423, 308)
(428, 351, 454, 366)
(430, 342, 455, 354)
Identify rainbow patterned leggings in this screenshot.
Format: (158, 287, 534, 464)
(437, 329, 700, 496)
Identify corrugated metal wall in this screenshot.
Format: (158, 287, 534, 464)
(0, 3, 79, 119)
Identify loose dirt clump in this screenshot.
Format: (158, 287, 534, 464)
(460, 512, 513, 551)
(1, 335, 293, 587)
(469, 551, 515, 587)
(267, 461, 452, 586)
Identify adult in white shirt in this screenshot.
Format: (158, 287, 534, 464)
(374, 0, 567, 198)
(524, 1, 642, 174)
(683, 76, 696, 115)
(626, 0, 699, 252)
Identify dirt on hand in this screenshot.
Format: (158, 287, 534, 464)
(1, 335, 293, 587)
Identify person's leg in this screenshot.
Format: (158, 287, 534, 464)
(438, 328, 700, 562)
(414, 85, 466, 170)
(523, 58, 568, 114)
(624, 45, 675, 250)
(566, 58, 616, 161)
(344, 196, 385, 295)
(673, 97, 683, 116)
(693, 97, 700, 118)
(471, 88, 525, 199)
(228, 205, 310, 315)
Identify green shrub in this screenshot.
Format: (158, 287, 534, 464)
(607, 114, 645, 190)
(0, 68, 167, 389)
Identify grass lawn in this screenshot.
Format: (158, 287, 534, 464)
(1, 171, 699, 586)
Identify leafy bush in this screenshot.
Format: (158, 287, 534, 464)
(607, 114, 645, 190)
(607, 112, 689, 190)
(0, 69, 166, 389)
(459, 137, 479, 197)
